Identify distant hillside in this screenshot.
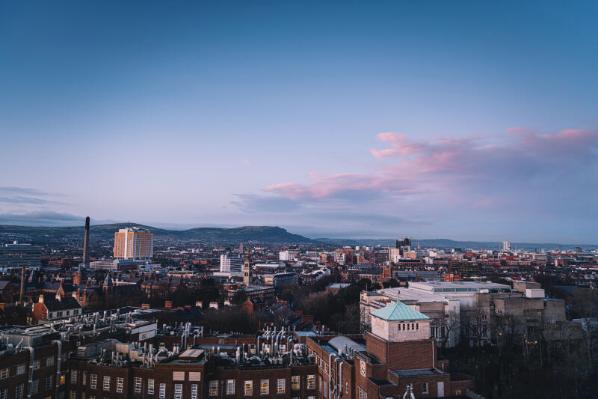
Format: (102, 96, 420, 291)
(0, 224, 317, 246)
(316, 238, 598, 251)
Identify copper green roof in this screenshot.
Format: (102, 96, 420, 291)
(371, 301, 429, 321)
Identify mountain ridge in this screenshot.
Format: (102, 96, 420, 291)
(0, 223, 316, 245)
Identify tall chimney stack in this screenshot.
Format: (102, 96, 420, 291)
(19, 265, 25, 306)
(83, 216, 90, 267)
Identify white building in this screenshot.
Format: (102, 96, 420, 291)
(220, 253, 242, 274)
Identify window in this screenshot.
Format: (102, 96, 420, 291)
(31, 379, 39, 395)
(46, 375, 54, 390)
(116, 377, 124, 393)
(277, 379, 286, 394)
(159, 383, 166, 399)
(260, 379, 269, 395)
(71, 370, 78, 384)
(174, 384, 183, 399)
(191, 384, 199, 399)
(0, 368, 8, 379)
(16, 364, 26, 375)
(306, 375, 316, 390)
(32, 360, 40, 370)
(69, 391, 77, 399)
(82, 372, 87, 386)
(90, 374, 97, 390)
(15, 384, 24, 399)
(209, 380, 219, 397)
(134, 377, 142, 393)
(422, 382, 429, 395)
(291, 376, 300, 391)
(226, 379, 236, 395)
(46, 356, 55, 367)
(360, 359, 366, 377)
(173, 371, 185, 381)
(0, 389, 7, 399)
(189, 371, 201, 382)
(147, 379, 155, 395)
(103, 376, 111, 391)
(244, 380, 253, 396)
(358, 388, 367, 399)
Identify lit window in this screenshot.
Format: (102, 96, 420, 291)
(0, 368, 8, 379)
(69, 391, 77, 399)
(116, 377, 124, 393)
(16, 365, 26, 375)
(260, 379, 269, 395)
(15, 384, 24, 399)
(191, 384, 199, 399)
(422, 382, 429, 395)
(147, 378, 155, 395)
(226, 379, 236, 395)
(103, 376, 111, 391)
(306, 375, 316, 390)
(134, 377, 142, 393)
(209, 380, 219, 397)
(46, 356, 55, 367)
(174, 383, 183, 399)
(159, 383, 166, 399)
(244, 380, 253, 396)
(291, 376, 300, 391)
(358, 388, 367, 399)
(89, 374, 97, 390)
(277, 379, 286, 394)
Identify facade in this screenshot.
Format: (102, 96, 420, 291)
(0, 326, 76, 399)
(32, 293, 82, 322)
(361, 281, 566, 347)
(114, 228, 154, 260)
(307, 300, 473, 399)
(220, 254, 243, 275)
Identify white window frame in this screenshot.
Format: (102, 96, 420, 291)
(226, 379, 236, 395)
(277, 378, 286, 394)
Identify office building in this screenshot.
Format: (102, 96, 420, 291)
(113, 227, 153, 260)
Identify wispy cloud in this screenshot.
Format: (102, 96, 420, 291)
(0, 211, 84, 226)
(236, 128, 598, 240)
(0, 186, 67, 206)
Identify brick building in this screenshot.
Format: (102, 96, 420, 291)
(308, 301, 473, 399)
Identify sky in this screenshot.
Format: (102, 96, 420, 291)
(0, 0, 597, 242)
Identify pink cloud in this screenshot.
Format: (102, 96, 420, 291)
(262, 128, 598, 210)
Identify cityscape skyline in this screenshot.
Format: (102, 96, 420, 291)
(1, 1, 598, 242)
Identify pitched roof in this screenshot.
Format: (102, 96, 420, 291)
(370, 300, 429, 321)
(40, 294, 81, 311)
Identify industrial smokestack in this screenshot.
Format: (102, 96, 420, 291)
(19, 265, 25, 306)
(83, 216, 90, 266)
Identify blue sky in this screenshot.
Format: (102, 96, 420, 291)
(1, 1, 597, 242)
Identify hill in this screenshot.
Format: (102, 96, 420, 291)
(0, 224, 317, 246)
(316, 237, 598, 250)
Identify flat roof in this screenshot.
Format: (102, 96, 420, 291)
(392, 368, 446, 377)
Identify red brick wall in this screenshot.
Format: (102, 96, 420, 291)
(365, 333, 435, 370)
